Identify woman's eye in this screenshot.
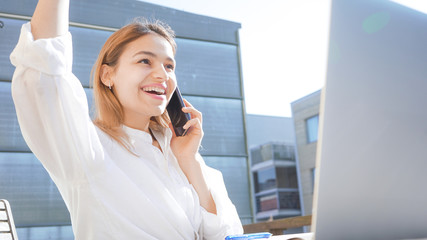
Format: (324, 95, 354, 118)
(165, 64, 175, 70)
(139, 59, 150, 64)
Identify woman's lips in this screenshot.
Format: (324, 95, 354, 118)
(143, 90, 166, 100)
(141, 83, 167, 100)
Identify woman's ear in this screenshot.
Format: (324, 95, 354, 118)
(100, 64, 114, 89)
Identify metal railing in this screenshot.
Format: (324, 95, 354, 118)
(0, 199, 18, 240)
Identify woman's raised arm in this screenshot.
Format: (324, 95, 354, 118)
(31, 0, 70, 39)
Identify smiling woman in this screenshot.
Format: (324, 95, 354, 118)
(9, 0, 243, 239)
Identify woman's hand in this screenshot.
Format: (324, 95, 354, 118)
(169, 99, 204, 164)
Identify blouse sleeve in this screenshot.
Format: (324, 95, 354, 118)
(10, 22, 104, 182)
(198, 154, 244, 239)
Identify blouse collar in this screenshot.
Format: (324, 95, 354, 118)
(121, 125, 173, 146)
(122, 125, 152, 144)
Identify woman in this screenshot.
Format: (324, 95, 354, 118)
(10, 0, 243, 239)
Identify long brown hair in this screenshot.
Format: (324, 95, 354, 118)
(91, 18, 176, 151)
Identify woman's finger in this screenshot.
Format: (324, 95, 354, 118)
(183, 98, 193, 107)
(182, 107, 202, 120)
(182, 99, 202, 121)
(183, 118, 202, 131)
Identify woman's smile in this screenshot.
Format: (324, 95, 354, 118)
(141, 83, 167, 100)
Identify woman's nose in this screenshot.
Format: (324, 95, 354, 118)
(152, 64, 169, 81)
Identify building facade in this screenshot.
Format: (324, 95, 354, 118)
(250, 143, 301, 221)
(0, 1, 251, 239)
(245, 114, 302, 222)
(290, 90, 321, 216)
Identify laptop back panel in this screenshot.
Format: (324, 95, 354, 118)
(312, 0, 427, 239)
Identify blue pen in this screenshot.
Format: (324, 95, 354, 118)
(225, 232, 272, 240)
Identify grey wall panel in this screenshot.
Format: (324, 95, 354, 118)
(71, 27, 112, 87)
(0, 0, 241, 44)
(0, 82, 29, 152)
(0, 18, 21, 82)
(175, 39, 241, 98)
(69, 0, 240, 44)
(0, 152, 70, 226)
(17, 226, 74, 240)
(185, 96, 246, 156)
(204, 156, 251, 222)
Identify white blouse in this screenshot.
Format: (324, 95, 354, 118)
(10, 23, 243, 240)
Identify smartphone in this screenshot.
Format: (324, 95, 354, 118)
(166, 86, 191, 136)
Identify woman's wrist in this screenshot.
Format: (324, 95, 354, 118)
(177, 155, 200, 175)
(178, 159, 217, 214)
(175, 152, 195, 159)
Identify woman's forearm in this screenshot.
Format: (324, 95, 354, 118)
(31, 0, 70, 39)
(180, 157, 217, 214)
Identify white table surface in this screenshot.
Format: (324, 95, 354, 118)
(271, 232, 313, 240)
(270, 233, 427, 240)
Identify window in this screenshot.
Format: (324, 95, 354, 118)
(260, 144, 273, 162)
(254, 167, 276, 193)
(256, 193, 278, 212)
(272, 144, 295, 161)
(278, 191, 301, 209)
(276, 167, 298, 189)
(250, 147, 263, 165)
(306, 115, 319, 143)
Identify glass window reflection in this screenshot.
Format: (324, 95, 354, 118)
(256, 193, 278, 213)
(306, 114, 319, 143)
(255, 167, 276, 193)
(278, 191, 300, 210)
(276, 167, 298, 189)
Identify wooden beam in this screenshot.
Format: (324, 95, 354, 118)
(243, 215, 312, 235)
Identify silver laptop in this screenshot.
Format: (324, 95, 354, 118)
(311, 0, 427, 239)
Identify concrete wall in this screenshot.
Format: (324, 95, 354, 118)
(291, 90, 321, 216)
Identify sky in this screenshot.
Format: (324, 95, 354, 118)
(140, 0, 331, 117)
(141, 0, 426, 117)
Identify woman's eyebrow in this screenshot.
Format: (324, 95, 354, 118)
(133, 50, 155, 58)
(133, 50, 175, 63)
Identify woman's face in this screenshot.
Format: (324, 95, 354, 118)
(109, 33, 177, 126)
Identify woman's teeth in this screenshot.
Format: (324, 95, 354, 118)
(142, 86, 165, 95)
